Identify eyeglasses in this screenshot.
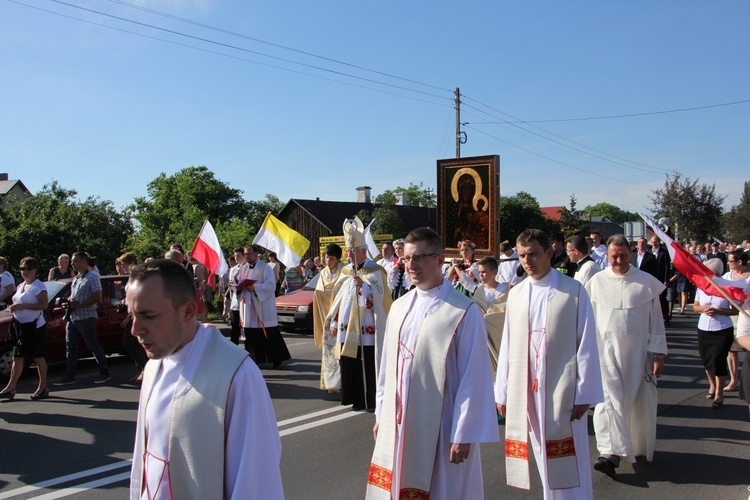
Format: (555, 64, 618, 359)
(400, 253, 438, 264)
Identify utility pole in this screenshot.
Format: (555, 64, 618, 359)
(454, 87, 467, 157)
(455, 87, 461, 157)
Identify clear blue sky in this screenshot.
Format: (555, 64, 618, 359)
(2, 1, 748, 215)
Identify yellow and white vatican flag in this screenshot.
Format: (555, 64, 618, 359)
(253, 213, 310, 269)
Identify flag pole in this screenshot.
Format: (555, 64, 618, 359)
(704, 275, 750, 321)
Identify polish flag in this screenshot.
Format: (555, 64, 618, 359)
(191, 220, 229, 289)
(640, 213, 748, 303)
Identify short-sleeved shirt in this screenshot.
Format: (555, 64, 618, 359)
(1, 270, 15, 303)
(695, 289, 733, 331)
(70, 270, 101, 321)
(13, 279, 46, 326)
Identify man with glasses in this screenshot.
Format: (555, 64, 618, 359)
(566, 234, 601, 286)
(496, 229, 602, 498)
(367, 227, 498, 499)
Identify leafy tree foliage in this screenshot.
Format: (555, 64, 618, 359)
(499, 191, 559, 244)
(374, 182, 436, 207)
(0, 181, 133, 275)
(372, 205, 402, 236)
(582, 202, 639, 224)
(722, 181, 750, 243)
(558, 195, 590, 237)
(650, 171, 725, 243)
(128, 166, 254, 259)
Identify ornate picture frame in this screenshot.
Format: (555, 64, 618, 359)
(437, 155, 500, 259)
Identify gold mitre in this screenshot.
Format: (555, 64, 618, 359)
(343, 217, 366, 249)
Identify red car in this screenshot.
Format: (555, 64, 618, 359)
(275, 274, 318, 332)
(0, 275, 130, 378)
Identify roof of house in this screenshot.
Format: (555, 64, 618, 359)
(540, 206, 564, 221)
(279, 199, 437, 236)
(0, 179, 30, 196)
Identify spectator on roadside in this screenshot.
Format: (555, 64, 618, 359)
(188, 252, 209, 323)
(165, 249, 183, 263)
(314, 256, 324, 273)
(169, 243, 193, 275)
(118, 252, 147, 382)
(0, 256, 16, 308)
(0, 257, 49, 401)
(723, 249, 749, 393)
(387, 239, 412, 300)
(283, 259, 305, 294)
(267, 252, 281, 296)
(693, 258, 736, 408)
(228, 248, 245, 345)
(48, 253, 74, 281)
(303, 259, 317, 283)
(53, 251, 110, 386)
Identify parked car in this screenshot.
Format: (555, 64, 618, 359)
(0, 275, 130, 378)
(275, 274, 318, 332)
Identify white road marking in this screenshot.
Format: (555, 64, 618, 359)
(0, 405, 362, 498)
(0, 461, 131, 499)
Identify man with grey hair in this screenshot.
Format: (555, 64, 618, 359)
(586, 234, 668, 477)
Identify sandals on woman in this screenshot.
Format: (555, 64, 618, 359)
(712, 398, 724, 409)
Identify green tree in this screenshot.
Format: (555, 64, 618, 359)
(128, 166, 250, 259)
(582, 202, 639, 225)
(372, 205, 402, 236)
(650, 171, 725, 242)
(722, 181, 750, 243)
(374, 182, 436, 207)
(559, 195, 589, 237)
(499, 191, 559, 244)
(0, 181, 133, 275)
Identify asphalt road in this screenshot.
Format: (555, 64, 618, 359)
(0, 313, 748, 499)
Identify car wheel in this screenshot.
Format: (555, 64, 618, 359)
(0, 344, 13, 378)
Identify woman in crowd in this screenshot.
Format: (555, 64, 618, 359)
(444, 239, 480, 297)
(0, 256, 16, 308)
(0, 257, 49, 400)
(387, 239, 412, 300)
(693, 258, 736, 408)
(283, 259, 305, 294)
(267, 252, 281, 296)
(117, 252, 147, 382)
(723, 249, 750, 392)
(48, 253, 74, 281)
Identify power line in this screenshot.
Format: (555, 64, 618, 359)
(469, 99, 750, 124)
(103, 0, 452, 94)
(466, 125, 655, 188)
(45, 0, 451, 101)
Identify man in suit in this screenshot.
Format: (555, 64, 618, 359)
(650, 235, 672, 324)
(631, 237, 658, 280)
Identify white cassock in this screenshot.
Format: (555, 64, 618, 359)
(375, 281, 499, 499)
(239, 260, 278, 328)
(573, 257, 601, 287)
(496, 250, 522, 286)
(495, 271, 602, 500)
(585, 265, 667, 463)
(137, 325, 284, 499)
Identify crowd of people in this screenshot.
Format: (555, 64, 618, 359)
(1, 222, 748, 499)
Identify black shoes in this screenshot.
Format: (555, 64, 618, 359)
(594, 457, 617, 477)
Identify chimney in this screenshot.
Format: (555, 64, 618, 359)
(0, 173, 8, 181)
(395, 192, 406, 206)
(356, 186, 371, 204)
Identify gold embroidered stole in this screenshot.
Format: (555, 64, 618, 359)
(505, 275, 581, 490)
(366, 288, 469, 499)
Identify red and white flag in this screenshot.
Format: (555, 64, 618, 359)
(640, 213, 748, 303)
(191, 220, 229, 288)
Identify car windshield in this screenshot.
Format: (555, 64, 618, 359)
(44, 281, 68, 299)
(303, 274, 320, 291)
